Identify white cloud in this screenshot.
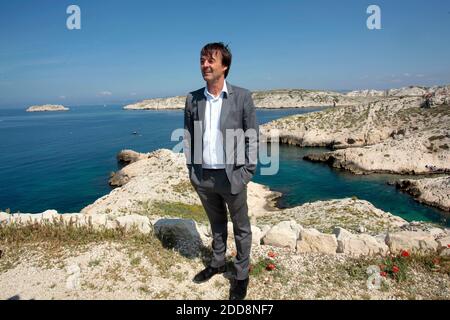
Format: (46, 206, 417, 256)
(59, 95, 66, 99)
(98, 91, 112, 96)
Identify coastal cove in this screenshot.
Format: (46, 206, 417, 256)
(0, 104, 447, 226)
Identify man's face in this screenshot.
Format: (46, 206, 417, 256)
(200, 50, 228, 82)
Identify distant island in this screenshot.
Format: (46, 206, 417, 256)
(122, 85, 450, 110)
(26, 104, 69, 112)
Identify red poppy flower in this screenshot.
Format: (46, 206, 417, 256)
(400, 250, 410, 257)
(380, 271, 387, 277)
(392, 266, 400, 273)
(268, 251, 276, 258)
(266, 263, 276, 271)
(447, 244, 450, 248)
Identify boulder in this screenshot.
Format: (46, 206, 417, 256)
(262, 220, 301, 250)
(296, 228, 338, 255)
(333, 227, 388, 256)
(436, 236, 450, 252)
(117, 149, 146, 164)
(385, 231, 439, 253)
(251, 225, 263, 246)
(116, 215, 151, 234)
(153, 218, 203, 257)
(0, 212, 10, 224)
(260, 225, 271, 238)
(41, 210, 59, 222)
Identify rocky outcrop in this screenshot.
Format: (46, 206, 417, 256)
(302, 128, 450, 175)
(262, 96, 449, 176)
(345, 89, 386, 97)
(116, 149, 148, 165)
(392, 176, 450, 212)
(84, 149, 279, 218)
(250, 89, 361, 108)
(123, 96, 186, 110)
(345, 85, 450, 101)
(26, 104, 69, 112)
(109, 150, 151, 186)
(257, 197, 407, 235)
(123, 89, 366, 110)
(123, 85, 450, 110)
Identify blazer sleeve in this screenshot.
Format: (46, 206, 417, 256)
(183, 94, 192, 169)
(242, 90, 259, 176)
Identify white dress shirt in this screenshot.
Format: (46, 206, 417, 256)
(202, 81, 228, 169)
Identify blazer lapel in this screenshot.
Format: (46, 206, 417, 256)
(197, 93, 206, 131)
(220, 81, 234, 133)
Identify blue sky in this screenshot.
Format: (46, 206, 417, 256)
(0, 0, 449, 107)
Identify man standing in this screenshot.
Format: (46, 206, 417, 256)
(183, 42, 259, 300)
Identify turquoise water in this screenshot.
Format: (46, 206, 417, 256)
(0, 104, 447, 226)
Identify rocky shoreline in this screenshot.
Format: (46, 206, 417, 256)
(390, 176, 450, 213)
(123, 88, 367, 110)
(1, 148, 449, 299)
(1, 148, 449, 257)
(260, 85, 450, 212)
(2, 84, 450, 299)
(26, 104, 69, 112)
(123, 84, 449, 110)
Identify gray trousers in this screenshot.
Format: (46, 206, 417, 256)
(192, 168, 252, 280)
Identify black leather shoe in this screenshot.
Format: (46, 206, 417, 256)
(193, 265, 226, 283)
(229, 277, 249, 300)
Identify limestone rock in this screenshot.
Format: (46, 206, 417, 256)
(262, 220, 302, 250)
(296, 228, 338, 255)
(394, 176, 450, 212)
(65, 264, 81, 290)
(333, 227, 388, 256)
(0, 212, 10, 224)
(117, 149, 147, 164)
(436, 236, 450, 251)
(385, 231, 439, 253)
(26, 104, 69, 112)
(41, 210, 59, 222)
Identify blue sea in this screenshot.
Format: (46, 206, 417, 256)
(0, 104, 448, 226)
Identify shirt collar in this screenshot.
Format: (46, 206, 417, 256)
(204, 81, 228, 100)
